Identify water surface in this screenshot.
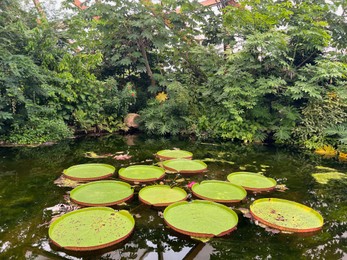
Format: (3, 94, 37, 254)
(0, 135, 346, 259)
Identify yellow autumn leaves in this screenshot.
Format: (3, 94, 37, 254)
(314, 145, 347, 162)
(155, 92, 168, 103)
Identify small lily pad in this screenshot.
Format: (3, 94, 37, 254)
(63, 164, 115, 181)
(163, 200, 238, 238)
(227, 172, 277, 192)
(118, 165, 165, 183)
(156, 150, 193, 160)
(191, 180, 247, 203)
(250, 198, 324, 233)
(162, 159, 207, 175)
(70, 181, 134, 206)
(139, 185, 187, 207)
(311, 172, 347, 184)
(49, 207, 135, 251)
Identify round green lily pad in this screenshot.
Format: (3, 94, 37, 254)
(70, 181, 134, 206)
(156, 150, 193, 160)
(250, 198, 324, 233)
(191, 180, 247, 203)
(139, 185, 187, 207)
(227, 172, 277, 192)
(118, 165, 165, 183)
(49, 207, 135, 251)
(63, 164, 115, 181)
(162, 159, 207, 175)
(163, 200, 238, 238)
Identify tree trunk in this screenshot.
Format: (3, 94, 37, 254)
(137, 39, 156, 87)
(32, 0, 47, 21)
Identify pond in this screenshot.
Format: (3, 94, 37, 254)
(0, 135, 346, 259)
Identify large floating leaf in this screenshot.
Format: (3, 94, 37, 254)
(70, 181, 134, 206)
(227, 172, 277, 192)
(162, 159, 207, 175)
(312, 172, 347, 184)
(191, 180, 247, 203)
(139, 185, 187, 207)
(49, 207, 135, 251)
(118, 165, 165, 183)
(63, 164, 115, 181)
(163, 200, 238, 238)
(250, 198, 324, 233)
(156, 149, 193, 160)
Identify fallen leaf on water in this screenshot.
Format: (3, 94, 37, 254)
(175, 178, 185, 183)
(275, 184, 289, 192)
(134, 214, 141, 219)
(113, 154, 132, 160)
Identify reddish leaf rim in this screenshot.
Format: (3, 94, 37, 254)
(49, 208, 135, 251)
(191, 181, 247, 203)
(163, 200, 238, 238)
(63, 163, 115, 181)
(250, 198, 324, 233)
(162, 159, 208, 175)
(227, 172, 277, 192)
(69, 181, 134, 207)
(138, 185, 188, 207)
(156, 150, 193, 161)
(118, 165, 166, 183)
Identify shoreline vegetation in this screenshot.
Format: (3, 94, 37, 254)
(0, 0, 346, 155)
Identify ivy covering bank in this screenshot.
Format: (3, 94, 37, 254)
(0, 0, 346, 152)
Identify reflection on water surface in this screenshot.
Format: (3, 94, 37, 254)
(0, 135, 346, 259)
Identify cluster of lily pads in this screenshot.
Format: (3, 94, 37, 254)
(48, 149, 324, 252)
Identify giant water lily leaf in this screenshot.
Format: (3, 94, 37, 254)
(49, 207, 135, 251)
(138, 185, 187, 207)
(227, 172, 277, 192)
(312, 172, 347, 184)
(156, 149, 193, 160)
(191, 180, 247, 203)
(163, 200, 238, 238)
(162, 159, 207, 175)
(63, 164, 115, 181)
(70, 181, 134, 206)
(118, 165, 165, 183)
(250, 198, 323, 233)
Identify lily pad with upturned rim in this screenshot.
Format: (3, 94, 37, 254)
(118, 165, 165, 183)
(163, 200, 238, 238)
(138, 185, 187, 207)
(162, 159, 207, 175)
(49, 207, 135, 251)
(250, 198, 324, 233)
(63, 164, 115, 181)
(227, 172, 277, 192)
(156, 150, 193, 160)
(191, 180, 247, 203)
(70, 181, 134, 206)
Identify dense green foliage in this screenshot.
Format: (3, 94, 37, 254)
(0, 0, 346, 152)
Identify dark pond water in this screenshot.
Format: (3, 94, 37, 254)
(0, 135, 346, 259)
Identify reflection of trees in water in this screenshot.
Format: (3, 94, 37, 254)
(0, 135, 346, 258)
